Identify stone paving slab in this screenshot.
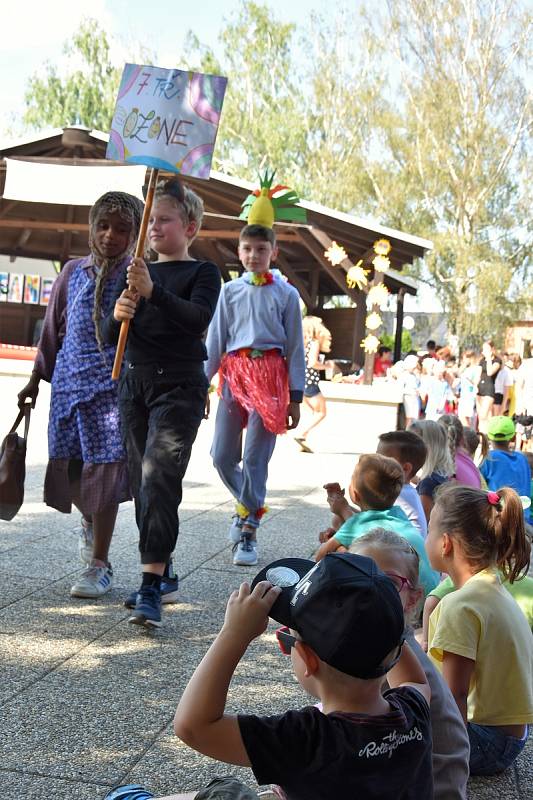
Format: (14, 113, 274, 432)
(0, 376, 529, 799)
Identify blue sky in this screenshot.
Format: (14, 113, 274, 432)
(1, 0, 333, 135)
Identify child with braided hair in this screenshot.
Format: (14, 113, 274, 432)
(425, 483, 533, 775)
(18, 191, 143, 599)
(438, 413, 481, 488)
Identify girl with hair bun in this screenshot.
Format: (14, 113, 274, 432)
(425, 483, 533, 776)
(18, 191, 143, 600)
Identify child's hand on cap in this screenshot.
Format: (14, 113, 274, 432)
(222, 581, 281, 645)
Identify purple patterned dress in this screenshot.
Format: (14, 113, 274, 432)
(35, 256, 130, 513)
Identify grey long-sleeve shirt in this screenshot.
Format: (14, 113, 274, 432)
(205, 271, 305, 402)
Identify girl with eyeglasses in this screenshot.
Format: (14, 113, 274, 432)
(348, 528, 470, 800)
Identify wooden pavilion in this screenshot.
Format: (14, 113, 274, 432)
(0, 127, 431, 365)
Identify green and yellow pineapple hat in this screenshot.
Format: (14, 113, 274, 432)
(239, 169, 307, 228)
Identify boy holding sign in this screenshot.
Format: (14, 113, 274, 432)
(101, 178, 220, 627)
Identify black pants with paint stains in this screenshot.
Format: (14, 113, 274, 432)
(118, 363, 208, 565)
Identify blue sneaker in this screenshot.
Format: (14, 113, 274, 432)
(128, 586, 162, 628)
(104, 786, 154, 800)
(124, 562, 179, 609)
(233, 533, 258, 566)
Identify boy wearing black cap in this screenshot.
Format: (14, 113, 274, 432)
(174, 553, 433, 799)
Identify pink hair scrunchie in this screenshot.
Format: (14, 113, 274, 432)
(487, 491, 500, 506)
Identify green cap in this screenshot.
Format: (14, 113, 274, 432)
(487, 415, 515, 441)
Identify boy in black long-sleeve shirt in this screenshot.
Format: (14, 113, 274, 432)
(101, 179, 220, 627)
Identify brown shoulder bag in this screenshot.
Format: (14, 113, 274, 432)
(0, 404, 31, 521)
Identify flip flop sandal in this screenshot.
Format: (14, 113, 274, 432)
(295, 437, 313, 453)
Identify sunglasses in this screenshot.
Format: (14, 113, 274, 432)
(275, 626, 298, 655)
(385, 571, 414, 592)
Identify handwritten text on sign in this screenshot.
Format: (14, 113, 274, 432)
(106, 64, 227, 179)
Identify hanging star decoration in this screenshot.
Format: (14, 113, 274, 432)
(324, 241, 348, 266)
(346, 259, 369, 290)
(365, 311, 383, 331)
(240, 170, 307, 228)
(372, 254, 391, 271)
(373, 238, 392, 256)
(367, 283, 390, 308)
(362, 334, 380, 354)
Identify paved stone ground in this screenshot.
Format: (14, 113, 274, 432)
(0, 375, 530, 799)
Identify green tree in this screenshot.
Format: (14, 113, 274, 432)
(184, 1, 306, 180)
(356, 0, 532, 342)
(24, 19, 122, 131)
(294, 8, 384, 212)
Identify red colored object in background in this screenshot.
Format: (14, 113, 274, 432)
(0, 343, 38, 361)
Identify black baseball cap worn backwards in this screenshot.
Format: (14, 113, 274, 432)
(252, 553, 405, 680)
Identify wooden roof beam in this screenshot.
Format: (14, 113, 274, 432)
(296, 227, 361, 305)
(275, 251, 313, 308)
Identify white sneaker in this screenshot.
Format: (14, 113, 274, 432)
(233, 534, 258, 567)
(78, 517, 94, 565)
(228, 515, 243, 544)
(70, 561, 113, 598)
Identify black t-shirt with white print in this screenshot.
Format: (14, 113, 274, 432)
(238, 686, 433, 800)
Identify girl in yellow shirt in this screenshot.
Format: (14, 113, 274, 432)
(425, 483, 532, 776)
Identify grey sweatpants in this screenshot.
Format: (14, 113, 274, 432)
(211, 383, 277, 527)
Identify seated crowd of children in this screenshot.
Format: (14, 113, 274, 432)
(107, 417, 532, 800)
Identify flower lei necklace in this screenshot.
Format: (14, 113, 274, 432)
(242, 268, 281, 286)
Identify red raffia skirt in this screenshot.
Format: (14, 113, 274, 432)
(219, 349, 289, 435)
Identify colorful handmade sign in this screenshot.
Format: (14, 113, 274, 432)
(106, 64, 227, 177)
(24, 275, 40, 305)
(40, 278, 55, 306)
(0, 272, 8, 302)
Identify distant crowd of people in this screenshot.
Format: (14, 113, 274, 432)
(365, 338, 533, 444)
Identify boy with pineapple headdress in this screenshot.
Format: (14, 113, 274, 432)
(205, 171, 306, 566)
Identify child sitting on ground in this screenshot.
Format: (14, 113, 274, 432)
(350, 529, 469, 800)
(425, 483, 533, 775)
(173, 553, 433, 799)
(438, 414, 481, 488)
(462, 427, 489, 467)
(377, 430, 428, 537)
(320, 430, 428, 538)
(315, 453, 439, 595)
(409, 420, 455, 522)
(481, 416, 532, 522)
(421, 566, 533, 654)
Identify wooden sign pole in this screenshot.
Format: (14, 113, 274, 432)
(111, 167, 159, 380)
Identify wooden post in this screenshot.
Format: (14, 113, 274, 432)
(393, 288, 406, 363)
(111, 168, 159, 380)
(362, 270, 385, 385)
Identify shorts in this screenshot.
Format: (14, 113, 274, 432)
(304, 384, 321, 398)
(403, 395, 420, 419)
(468, 722, 528, 776)
(493, 393, 503, 405)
